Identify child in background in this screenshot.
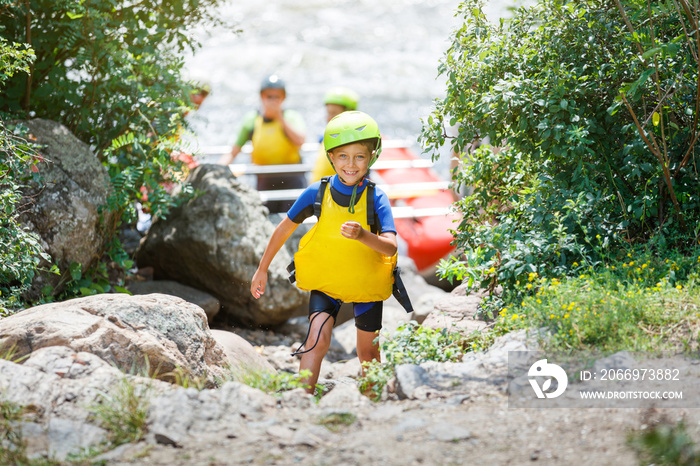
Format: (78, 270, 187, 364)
(310, 87, 359, 183)
(218, 74, 306, 212)
(250, 111, 397, 393)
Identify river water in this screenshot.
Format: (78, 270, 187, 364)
(182, 0, 521, 171)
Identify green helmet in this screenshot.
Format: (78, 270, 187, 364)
(323, 111, 382, 166)
(323, 87, 359, 110)
(260, 74, 286, 93)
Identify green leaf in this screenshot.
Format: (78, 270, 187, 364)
(69, 262, 82, 281)
(641, 47, 662, 59)
(113, 286, 132, 295)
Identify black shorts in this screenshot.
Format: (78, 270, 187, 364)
(309, 290, 383, 332)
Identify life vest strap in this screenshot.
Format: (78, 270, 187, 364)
(314, 177, 330, 218)
(366, 180, 377, 235)
(392, 267, 414, 313)
(287, 260, 296, 284)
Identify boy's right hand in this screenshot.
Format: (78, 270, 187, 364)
(250, 268, 267, 299)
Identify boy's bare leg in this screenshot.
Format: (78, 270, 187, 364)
(356, 328, 381, 373)
(356, 328, 381, 396)
(299, 312, 334, 394)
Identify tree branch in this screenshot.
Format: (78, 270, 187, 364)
(613, 0, 645, 57)
(672, 0, 698, 62)
(21, 0, 32, 113)
(621, 93, 681, 215)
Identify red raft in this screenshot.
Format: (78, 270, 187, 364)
(372, 145, 460, 272)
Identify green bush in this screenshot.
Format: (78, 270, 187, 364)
(0, 0, 225, 152)
(223, 368, 324, 398)
(0, 122, 53, 315)
(89, 377, 151, 447)
(494, 263, 700, 353)
(628, 419, 700, 465)
(358, 360, 395, 402)
(0, 395, 27, 465)
(0, 0, 227, 307)
(381, 320, 467, 366)
(359, 321, 470, 401)
(0, 39, 49, 314)
(421, 0, 700, 298)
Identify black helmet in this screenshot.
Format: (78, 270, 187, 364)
(260, 74, 286, 93)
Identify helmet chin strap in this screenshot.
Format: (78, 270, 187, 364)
(347, 176, 367, 214)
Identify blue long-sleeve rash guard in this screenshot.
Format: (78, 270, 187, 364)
(286, 175, 396, 235)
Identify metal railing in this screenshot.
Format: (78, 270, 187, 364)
(197, 141, 455, 220)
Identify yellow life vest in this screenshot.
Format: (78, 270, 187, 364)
(251, 115, 301, 165)
(294, 183, 397, 302)
(310, 144, 336, 182)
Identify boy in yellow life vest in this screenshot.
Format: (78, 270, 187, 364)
(310, 86, 359, 182)
(250, 111, 399, 394)
(218, 74, 306, 212)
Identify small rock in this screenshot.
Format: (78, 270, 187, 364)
(154, 432, 182, 447)
(394, 364, 430, 399)
(392, 416, 429, 433)
(428, 423, 471, 442)
(317, 382, 368, 409)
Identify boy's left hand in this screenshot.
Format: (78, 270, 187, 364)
(340, 221, 364, 240)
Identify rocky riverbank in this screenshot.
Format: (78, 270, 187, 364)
(3, 286, 698, 465)
(5, 119, 698, 464)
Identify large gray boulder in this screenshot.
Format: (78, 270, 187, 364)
(16, 119, 110, 299)
(210, 329, 275, 374)
(127, 279, 221, 323)
(136, 164, 306, 327)
(0, 293, 228, 385)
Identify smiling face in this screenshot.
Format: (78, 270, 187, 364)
(328, 141, 372, 185)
